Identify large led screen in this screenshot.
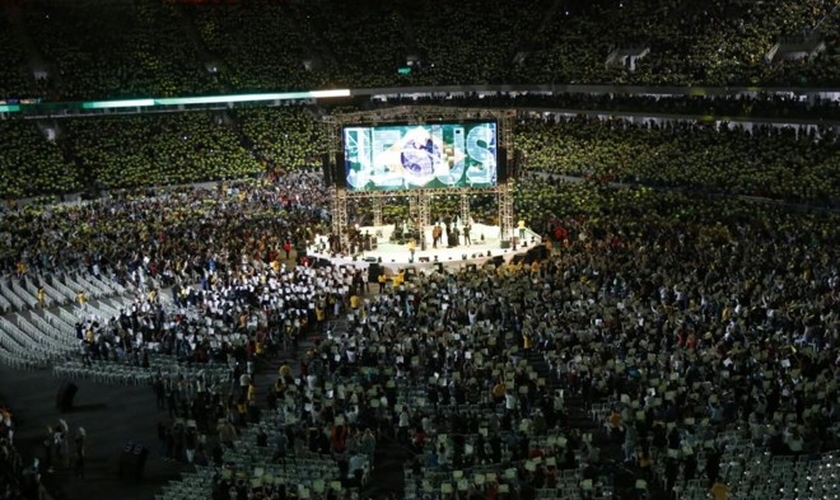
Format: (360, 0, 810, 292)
(343, 121, 497, 191)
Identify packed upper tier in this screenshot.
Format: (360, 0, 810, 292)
(2, 0, 840, 101)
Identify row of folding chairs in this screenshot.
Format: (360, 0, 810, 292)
(0, 341, 48, 369)
(60, 270, 123, 300)
(52, 358, 233, 387)
(7, 313, 76, 363)
(0, 268, 128, 312)
(405, 465, 609, 500)
(157, 467, 214, 500)
(0, 280, 30, 311)
(678, 452, 840, 500)
(0, 315, 65, 363)
(45, 273, 80, 304)
(16, 312, 77, 350)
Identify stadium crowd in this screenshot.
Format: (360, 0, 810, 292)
(3, 106, 840, 205)
(1, 0, 840, 101)
(4, 164, 840, 500)
(376, 92, 840, 121)
(1, 99, 839, 499)
(1, 1, 840, 500)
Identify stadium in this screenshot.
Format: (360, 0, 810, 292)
(0, 1, 839, 500)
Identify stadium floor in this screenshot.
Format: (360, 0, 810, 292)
(0, 364, 192, 500)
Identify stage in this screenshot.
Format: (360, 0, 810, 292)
(307, 222, 542, 274)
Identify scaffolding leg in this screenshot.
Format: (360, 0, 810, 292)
(331, 188, 349, 253)
(460, 192, 470, 225)
(373, 198, 383, 227)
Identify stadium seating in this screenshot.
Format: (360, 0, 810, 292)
(0, 119, 81, 199)
(2, 4, 840, 500)
(0, 13, 36, 100)
(3, 107, 840, 207)
(21, 0, 216, 100)
(1, 0, 839, 99)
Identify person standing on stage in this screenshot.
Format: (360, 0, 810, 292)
(432, 224, 443, 249)
(408, 238, 417, 262)
(463, 223, 471, 246)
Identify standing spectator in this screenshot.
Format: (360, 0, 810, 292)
(408, 238, 416, 262)
(73, 428, 85, 479)
(154, 376, 166, 410)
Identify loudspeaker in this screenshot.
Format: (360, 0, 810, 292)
(500, 239, 511, 249)
(418, 256, 430, 263)
(334, 153, 346, 188)
(321, 153, 332, 187)
(56, 381, 78, 412)
(119, 443, 149, 481)
(497, 147, 508, 184)
(491, 255, 505, 267)
(368, 263, 382, 283)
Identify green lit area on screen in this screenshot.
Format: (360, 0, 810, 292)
(0, 104, 21, 113)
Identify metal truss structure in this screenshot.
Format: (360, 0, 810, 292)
(459, 192, 471, 225)
(325, 106, 518, 252)
(372, 197, 383, 226)
(497, 181, 515, 240)
(330, 188, 349, 250)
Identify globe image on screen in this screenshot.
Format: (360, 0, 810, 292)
(400, 147, 435, 185)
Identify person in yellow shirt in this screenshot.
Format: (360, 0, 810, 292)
(76, 291, 87, 309)
(408, 239, 416, 262)
(350, 294, 361, 310)
(711, 480, 730, 500)
(392, 271, 405, 288)
(377, 272, 387, 292)
(37, 286, 46, 308)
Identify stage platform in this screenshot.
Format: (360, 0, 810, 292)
(307, 223, 541, 274)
